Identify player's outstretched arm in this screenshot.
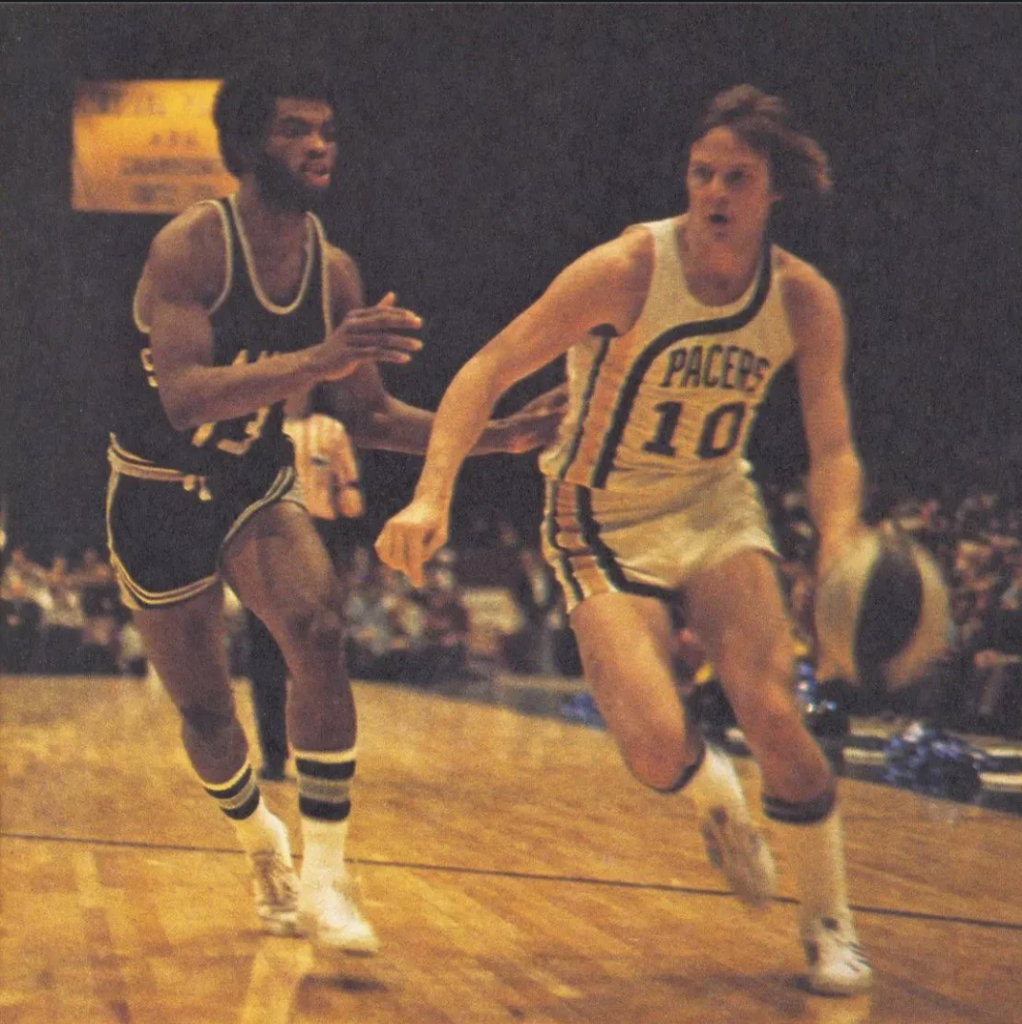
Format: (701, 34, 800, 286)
(375, 238, 643, 587)
(318, 245, 563, 458)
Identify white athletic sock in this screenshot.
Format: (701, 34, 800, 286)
(300, 817, 350, 894)
(684, 743, 750, 816)
(294, 747, 357, 896)
(233, 796, 288, 854)
(199, 760, 286, 855)
(787, 807, 855, 936)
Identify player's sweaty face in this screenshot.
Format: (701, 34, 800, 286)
(264, 98, 338, 192)
(686, 128, 778, 248)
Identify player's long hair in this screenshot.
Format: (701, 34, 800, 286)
(213, 59, 340, 177)
(691, 85, 832, 204)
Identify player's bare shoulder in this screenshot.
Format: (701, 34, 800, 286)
(142, 202, 228, 310)
(602, 223, 654, 288)
(322, 242, 364, 321)
(556, 224, 652, 330)
(775, 248, 841, 316)
(774, 247, 846, 354)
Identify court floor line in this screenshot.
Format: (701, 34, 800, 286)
(4, 829, 1021, 933)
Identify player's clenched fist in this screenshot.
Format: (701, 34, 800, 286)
(374, 496, 450, 589)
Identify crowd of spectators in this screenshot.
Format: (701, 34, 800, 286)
(4, 482, 1021, 738)
(761, 481, 1022, 738)
(887, 489, 1022, 736)
(341, 546, 474, 687)
(1, 546, 147, 677)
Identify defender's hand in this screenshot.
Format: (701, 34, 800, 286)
(497, 383, 569, 454)
(317, 292, 423, 381)
(375, 496, 450, 589)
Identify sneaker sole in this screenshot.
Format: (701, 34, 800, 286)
(296, 914, 380, 956)
(807, 972, 873, 997)
(259, 913, 300, 937)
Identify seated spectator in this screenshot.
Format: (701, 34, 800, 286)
(410, 556, 472, 687)
(345, 560, 423, 681)
(1, 546, 46, 672)
(504, 546, 560, 675)
(36, 555, 85, 674)
(75, 548, 121, 674)
(969, 557, 1022, 737)
(117, 620, 149, 678)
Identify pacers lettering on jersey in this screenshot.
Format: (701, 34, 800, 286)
(658, 344, 770, 394)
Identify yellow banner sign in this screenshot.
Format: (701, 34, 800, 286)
(72, 80, 238, 214)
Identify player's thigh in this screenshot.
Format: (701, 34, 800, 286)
(222, 500, 341, 638)
(570, 591, 684, 738)
(684, 550, 798, 719)
(132, 583, 234, 712)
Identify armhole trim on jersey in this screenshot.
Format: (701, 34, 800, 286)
(309, 212, 333, 331)
(627, 221, 663, 338)
(132, 199, 233, 332)
(207, 198, 234, 316)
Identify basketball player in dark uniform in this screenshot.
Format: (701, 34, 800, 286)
(105, 59, 561, 954)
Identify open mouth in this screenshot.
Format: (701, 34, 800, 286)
(303, 167, 331, 186)
(709, 212, 729, 226)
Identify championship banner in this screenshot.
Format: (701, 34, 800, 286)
(72, 80, 237, 214)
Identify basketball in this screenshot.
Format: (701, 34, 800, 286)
(813, 523, 952, 690)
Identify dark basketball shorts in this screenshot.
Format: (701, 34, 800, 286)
(105, 442, 303, 610)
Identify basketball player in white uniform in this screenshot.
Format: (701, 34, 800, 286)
(376, 85, 872, 995)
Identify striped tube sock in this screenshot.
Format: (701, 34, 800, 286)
(200, 760, 280, 852)
(295, 747, 356, 892)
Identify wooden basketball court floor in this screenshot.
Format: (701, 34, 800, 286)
(2, 672, 1020, 1024)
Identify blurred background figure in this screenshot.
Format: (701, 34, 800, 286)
(75, 547, 122, 675)
(36, 554, 85, 675)
(344, 562, 424, 682)
(408, 549, 473, 687)
(504, 545, 561, 676)
(1, 547, 47, 672)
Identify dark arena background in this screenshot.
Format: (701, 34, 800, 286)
(2, 3, 1021, 555)
(2, 6, 1022, 1024)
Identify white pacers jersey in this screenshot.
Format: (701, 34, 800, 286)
(283, 413, 360, 522)
(538, 215, 796, 493)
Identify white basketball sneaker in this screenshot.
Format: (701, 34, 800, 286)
(297, 880, 380, 955)
(802, 916, 873, 996)
(695, 748, 777, 908)
(248, 835, 300, 936)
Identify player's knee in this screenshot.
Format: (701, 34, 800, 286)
(625, 744, 691, 790)
(730, 631, 794, 682)
(290, 602, 344, 656)
(616, 715, 690, 789)
(179, 703, 235, 744)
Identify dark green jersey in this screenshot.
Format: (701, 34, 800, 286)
(112, 195, 331, 482)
